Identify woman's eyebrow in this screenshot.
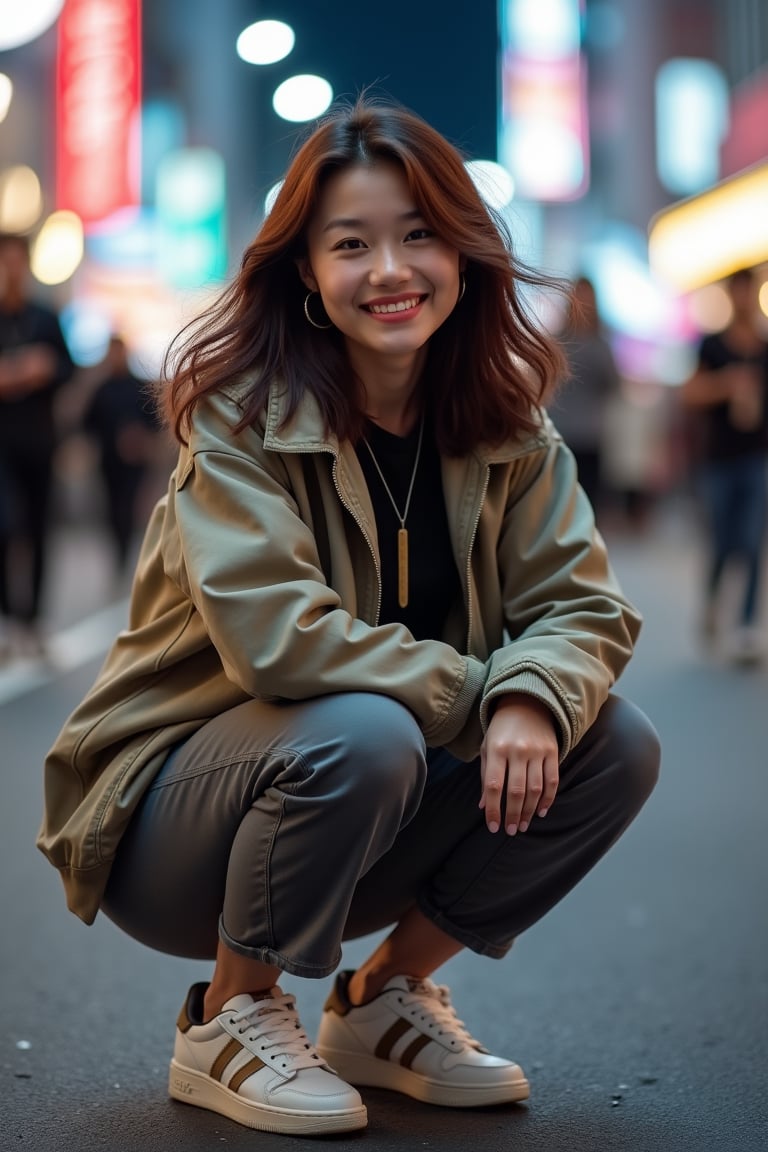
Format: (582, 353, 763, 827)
(322, 209, 424, 233)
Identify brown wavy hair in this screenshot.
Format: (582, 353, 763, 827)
(160, 96, 566, 455)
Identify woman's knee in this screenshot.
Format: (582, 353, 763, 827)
(587, 694, 661, 806)
(283, 692, 427, 821)
(339, 693, 427, 798)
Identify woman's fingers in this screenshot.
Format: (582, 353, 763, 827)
(480, 753, 559, 835)
(537, 752, 560, 818)
(480, 696, 560, 834)
(479, 764, 505, 832)
(512, 759, 542, 834)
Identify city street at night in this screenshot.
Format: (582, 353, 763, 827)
(2, 4, 768, 1149)
(2, 509, 766, 1151)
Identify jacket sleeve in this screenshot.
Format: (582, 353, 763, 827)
(482, 423, 641, 758)
(168, 401, 487, 750)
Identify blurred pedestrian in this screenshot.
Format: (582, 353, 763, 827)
(83, 335, 161, 576)
(682, 267, 768, 664)
(550, 275, 620, 515)
(38, 98, 659, 1137)
(0, 232, 74, 658)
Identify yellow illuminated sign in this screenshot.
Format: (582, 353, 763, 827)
(648, 162, 768, 292)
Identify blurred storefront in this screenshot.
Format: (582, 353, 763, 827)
(0, 0, 766, 517)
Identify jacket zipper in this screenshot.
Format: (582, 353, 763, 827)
(330, 451, 383, 625)
(464, 461, 490, 653)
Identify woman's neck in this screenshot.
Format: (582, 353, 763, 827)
(350, 349, 427, 436)
(365, 401, 422, 437)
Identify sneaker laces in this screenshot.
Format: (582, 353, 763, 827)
(227, 991, 328, 1074)
(395, 978, 481, 1052)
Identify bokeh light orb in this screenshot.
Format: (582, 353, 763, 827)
(0, 2, 65, 51)
(236, 20, 294, 66)
(465, 160, 515, 210)
(273, 75, 333, 122)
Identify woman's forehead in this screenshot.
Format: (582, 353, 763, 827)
(311, 161, 417, 225)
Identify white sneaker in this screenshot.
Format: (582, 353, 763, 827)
(316, 971, 529, 1108)
(169, 982, 367, 1135)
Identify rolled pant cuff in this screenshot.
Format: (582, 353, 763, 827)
(418, 898, 512, 960)
(218, 916, 341, 979)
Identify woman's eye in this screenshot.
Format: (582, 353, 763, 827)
(335, 238, 366, 250)
(406, 228, 433, 241)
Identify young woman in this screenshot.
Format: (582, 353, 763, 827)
(38, 99, 660, 1137)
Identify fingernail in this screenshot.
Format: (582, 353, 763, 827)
(506, 823, 517, 836)
(538, 808, 548, 818)
(488, 820, 499, 833)
(519, 820, 529, 833)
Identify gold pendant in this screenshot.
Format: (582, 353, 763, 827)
(397, 527, 409, 608)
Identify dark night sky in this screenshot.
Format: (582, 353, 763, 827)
(254, 2, 501, 158)
(141, 2, 501, 248)
(145, 2, 500, 173)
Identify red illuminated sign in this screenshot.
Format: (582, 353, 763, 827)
(56, 0, 142, 225)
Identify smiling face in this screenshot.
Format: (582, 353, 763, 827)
(298, 161, 462, 398)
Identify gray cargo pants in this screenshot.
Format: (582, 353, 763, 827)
(103, 691, 659, 976)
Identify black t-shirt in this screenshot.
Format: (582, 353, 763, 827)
(697, 330, 768, 460)
(355, 418, 461, 641)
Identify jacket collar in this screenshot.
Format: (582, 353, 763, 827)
(259, 379, 549, 464)
(263, 380, 338, 454)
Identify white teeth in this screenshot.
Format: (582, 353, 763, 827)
(368, 297, 420, 314)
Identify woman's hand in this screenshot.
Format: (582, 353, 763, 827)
(479, 694, 559, 835)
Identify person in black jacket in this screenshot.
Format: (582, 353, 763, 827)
(0, 232, 74, 659)
(83, 335, 160, 576)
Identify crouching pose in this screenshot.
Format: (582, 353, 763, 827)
(38, 98, 659, 1137)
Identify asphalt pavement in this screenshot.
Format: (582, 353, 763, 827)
(1, 504, 767, 1152)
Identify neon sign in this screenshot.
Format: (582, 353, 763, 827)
(56, 0, 141, 225)
(499, 0, 588, 202)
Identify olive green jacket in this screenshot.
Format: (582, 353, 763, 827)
(37, 379, 641, 924)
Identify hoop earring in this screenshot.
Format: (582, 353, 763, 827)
(304, 291, 333, 330)
(457, 274, 466, 302)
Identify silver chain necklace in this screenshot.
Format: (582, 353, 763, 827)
(362, 413, 425, 609)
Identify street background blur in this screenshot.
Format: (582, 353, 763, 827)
(1, 1, 767, 607)
(2, 0, 768, 640)
(1, 3, 767, 1151)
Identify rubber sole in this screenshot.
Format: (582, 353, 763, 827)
(169, 1059, 368, 1134)
(317, 1046, 530, 1108)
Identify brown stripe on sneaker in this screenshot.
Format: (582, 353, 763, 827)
(399, 1033, 431, 1068)
(210, 1038, 243, 1082)
(177, 983, 207, 1032)
(374, 1018, 412, 1060)
(228, 1055, 266, 1092)
(176, 1003, 193, 1033)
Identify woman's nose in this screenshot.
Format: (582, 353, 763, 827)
(369, 245, 411, 285)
